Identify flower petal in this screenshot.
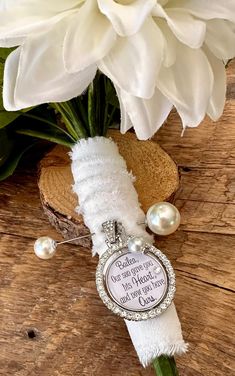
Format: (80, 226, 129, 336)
(0, 0, 81, 13)
(157, 43, 214, 128)
(99, 19, 164, 99)
(155, 19, 177, 67)
(0, 0, 81, 47)
(64, 0, 116, 73)
(97, 0, 155, 36)
(154, 4, 206, 48)
(204, 47, 226, 121)
(116, 86, 172, 140)
(205, 20, 235, 60)
(3, 19, 96, 111)
(114, 85, 132, 134)
(3, 47, 21, 110)
(168, 0, 235, 23)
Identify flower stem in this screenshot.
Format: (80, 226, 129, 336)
(75, 97, 89, 129)
(103, 105, 116, 136)
(87, 81, 97, 137)
(153, 356, 179, 376)
(51, 102, 88, 140)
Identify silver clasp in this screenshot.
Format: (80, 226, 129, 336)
(102, 220, 127, 248)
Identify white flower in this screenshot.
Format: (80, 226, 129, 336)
(1, 0, 235, 139)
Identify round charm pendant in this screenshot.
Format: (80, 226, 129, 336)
(96, 221, 176, 321)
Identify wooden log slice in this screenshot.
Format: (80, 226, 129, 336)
(38, 130, 179, 247)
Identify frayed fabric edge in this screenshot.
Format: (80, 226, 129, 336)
(69, 136, 119, 160)
(139, 341, 189, 367)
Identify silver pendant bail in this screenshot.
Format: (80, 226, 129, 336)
(102, 220, 128, 248)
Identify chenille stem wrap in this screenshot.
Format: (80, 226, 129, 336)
(70, 136, 187, 366)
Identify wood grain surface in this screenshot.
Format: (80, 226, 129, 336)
(0, 61, 235, 376)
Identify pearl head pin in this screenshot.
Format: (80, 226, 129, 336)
(34, 236, 57, 260)
(146, 202, 181, 236)
(34, 234, 94, 260)
(127, 236, 146, 253)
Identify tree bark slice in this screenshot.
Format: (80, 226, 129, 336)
(38, 130, 180, 247)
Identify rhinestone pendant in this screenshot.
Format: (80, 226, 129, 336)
(96, 221, 176, 321)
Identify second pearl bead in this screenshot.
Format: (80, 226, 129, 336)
(146, 202, 181, 236)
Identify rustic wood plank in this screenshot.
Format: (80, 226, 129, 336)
(176, 276, 235, 376)
(156, 231, 235, 291)
(0, 168, 62, 241)
(175, 199, 235, 235)
(170, 165, 235, 235)
(177, 167, 235, 204)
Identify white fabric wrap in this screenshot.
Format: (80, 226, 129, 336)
(70, 136, 187, 366)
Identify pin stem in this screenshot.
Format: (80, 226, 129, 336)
(57, 233, 95, 245)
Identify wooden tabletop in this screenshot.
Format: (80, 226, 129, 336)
(0, 61, 235, 376)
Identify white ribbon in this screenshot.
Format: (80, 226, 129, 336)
(70, 136, 187, 366)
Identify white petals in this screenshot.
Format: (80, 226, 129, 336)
(157, 43, 214, 128)
(3, 48, 21, 110)
(168, 0, 235, 23)
(204, 47, 226, 121)
(205, 20, 235, 60)
(1, 0, 235, 137)
(0, 0, 81, 47)
(154, 4, 206, 48)
(0, 0, 81, 12)
(3, 19, 96, 111)
(99, 19, 164, 99)
(156, 19, 177, 67)
(97, 0, 155, 36)
(64, 0, 116, 72)
(116, 85, 172, 140)
(114, 85, 132, 134)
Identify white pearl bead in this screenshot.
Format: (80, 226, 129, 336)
(34, 237, 57, 260)
(146, 202, 181, 236)
(128, 237, 145, 253)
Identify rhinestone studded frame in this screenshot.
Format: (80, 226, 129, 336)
(96, 221, 176, 321)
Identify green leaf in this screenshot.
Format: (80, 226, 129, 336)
(0, 141, 36, 181)
(0, 48, 13, 62)
(15, 128, 73, 148)
(20, 111, 75, 142)
(0, 110, 22, 129)
(0, 106, 34, 130)
(0, 129, 13, 167)
(75, 97, 89, 128)
(153, 356, 179, 376)
(7, 104, 75, 147)
(105, 79, 120, 109)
